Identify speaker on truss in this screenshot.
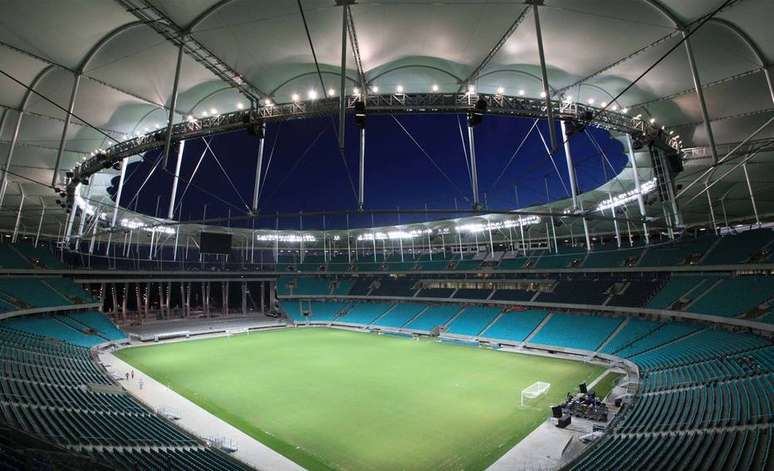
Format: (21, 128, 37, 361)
(466, 97, 487, 127)
(354, 100, 366, 129)
(551, 405, 563, 418)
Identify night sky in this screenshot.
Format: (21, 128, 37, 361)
(116, 114, 628, 230)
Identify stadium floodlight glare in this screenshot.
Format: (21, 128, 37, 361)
(611, 104, 619, 111)
(496, 86, 504, 95)
(396, 85, 404, 93)
(292, 93, 300, 102)
(539, 91, 546, 98)
(328, 88, 336, 97)
(371, 85, 379, 93)
(518, 89, 526, 96)
(237, 102, 245, 110)
(264, 98, 273, 107)
(357, 229, 432, 241)
(308, 90, 318, 100)
(456, 217, 540, 233)
(621, 108, 629, 114)
(587, 98, 595, 105)
(467, 84, 476, 94)
(210, 108, 218, 115)
(596, 178, 657, 211)
(432, 84, 439, 92)
(649, 117, 656, 124)
(600, 101, 608, 108)
(353, 87, 361, 95)
(256, 233, 316, 243)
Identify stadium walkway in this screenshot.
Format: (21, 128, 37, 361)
(100, 349, 305, 471)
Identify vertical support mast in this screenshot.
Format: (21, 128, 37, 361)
(35, 197, 45, 247)
(252, 123, 266, 211)
(162, 43, 184, 167)
(467, 125, 480, 209)
(358, 127, 366, 210)
(338, 1, 348, 148)
(0, 110, 24, 209)
(168, 140, 186, 219)
(531, 0, 557, 152)
(624, 134, 650, 243)
(742, 163, 760, 225)
(52, 74, 81, 188)
(683, 33, 718, 164)
(12, 184, 24, 243)
(559, 121, 590, 251)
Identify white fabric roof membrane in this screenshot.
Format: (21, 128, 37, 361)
(0, 0, 772, 240)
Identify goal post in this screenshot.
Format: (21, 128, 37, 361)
(521, 381, 551, 407)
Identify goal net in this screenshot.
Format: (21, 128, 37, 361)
(521, 381, 551, 407)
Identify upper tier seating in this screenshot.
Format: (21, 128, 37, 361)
(370, 277, 418, 297)
(489, 289, 536, 302)
(417, 288, 455, 298)
(45, 278, 97, 304)
(13, 244, 65, 269)
(582, 246, 645, 268)
(0, 245, 33, 269)
(2, 315, 112, 348)
(534, 252, 584, 269)
(688, 276, 774, 317)
(535, 279, 612, 305)
(529, 313, 622, 351)
(701, 228, 774, 265)
(65, 311, 126, 341)
(445, 306, 502, 336)
(480, 310, 548, 342)
(614, 322, 702, 358)
(645, 275, 708, 310)
(281, 300, 347, 322)
(405, 305, 460, 331)
(0, 278, 71, 309)
(606, 279, 662, 308)
(600, 319, 662, 355)
(452, 288, 492, 300)
(292, 277, 331, 296)
(638, 235, 716, 267)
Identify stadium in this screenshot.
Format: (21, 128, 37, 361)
(0, 0, 773, 469)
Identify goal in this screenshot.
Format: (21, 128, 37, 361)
(521, 381, 551, 407)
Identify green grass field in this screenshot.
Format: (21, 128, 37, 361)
(117, 328, 604, 471)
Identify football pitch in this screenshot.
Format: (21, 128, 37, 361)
(116, 328, 605, 471)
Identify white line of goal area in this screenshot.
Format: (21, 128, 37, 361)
(521, 381, 551, 407)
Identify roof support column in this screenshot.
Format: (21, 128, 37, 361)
(162, 43, 185, 167)
(11, 184, 24, 243)
(52, 74, 81, 188)
(358, 127, 365, 210)
(531, 0, 557, 152)
(0, 110, 24, 209)
(467, 124, 480, 209)
(252, 123, 266, 211)
(683, 33, 718, 164)
(742, 162, 760, 225)
(35, 197, 45, 247)
(168, 139, 186, 218)
(764, 65, 774, 106)
(338, 2, 348, 148)
(559, 120, 579, 210)
(105, 159, 127, 255)
(624, 133, 649, 244)
(706, 184, 718, 234)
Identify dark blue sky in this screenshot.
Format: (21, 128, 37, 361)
(115, 114, 627, 230)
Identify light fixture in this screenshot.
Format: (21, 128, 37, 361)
(611, 104, 619, 111)
(540, 91, 547, 98)
(236, 102, 244, 110)
(496, 86, 504, 95)
(328, 88, 335, 97)
(371, 85, 379, 93)
(587, 98, 595, 105)
(621, 108, 629, 114)
(649, 117, 656, 124)
(291, 93, 300, 102)
(467, 84, 476, 93)
(353, 87, 360, 95)
(600, 101, 608, 108)
(431, 84, 439, 92)
(210, 108, 217, 115)
(396, 85, 404, 93)
(518, 89, 526, 96)
(264, 98, 273, 106)
(308, 89, 318, 100)
(669, 130, 674, 135)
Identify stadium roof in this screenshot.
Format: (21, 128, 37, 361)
(1, 0, 773, 244)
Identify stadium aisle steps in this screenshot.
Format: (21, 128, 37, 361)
(404, 305, 460, 331)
